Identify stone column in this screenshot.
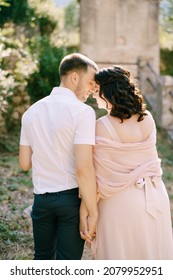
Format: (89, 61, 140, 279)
(79, 0, 160, 74)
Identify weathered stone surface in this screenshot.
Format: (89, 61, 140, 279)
(161, 76, 173, 129)
(80, 0, 173, 136)
(80, 0, 160, 72)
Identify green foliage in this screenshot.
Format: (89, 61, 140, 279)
(0, 0, 10, 9)
(0, 23, 38, 131)
(0, 139, 33, 259)
(64, 0, 79, 31)
(0, 0, 57, 35)
(0, 0, 32, 26)
(160, 48, 173, 76)
(27, 38, 66, 103)
(39, 15, 57, 36)
(159, 0, 173, 49)
(160, 0, 173, 33)
(0, 222, 18, 242)
(85, 94, 107, 119)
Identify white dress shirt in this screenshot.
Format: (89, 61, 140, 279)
(20, 87, 96, 194)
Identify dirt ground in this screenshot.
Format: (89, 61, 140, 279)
(82, 244, 93, 260)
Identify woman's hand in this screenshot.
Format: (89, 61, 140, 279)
(79, 200, 97, 244)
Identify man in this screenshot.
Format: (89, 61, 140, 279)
(19, 53, 98, 260)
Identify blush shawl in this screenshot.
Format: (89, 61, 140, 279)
(94, 117, 163, 219)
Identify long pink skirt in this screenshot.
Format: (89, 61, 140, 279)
(92, 180, 173, 259)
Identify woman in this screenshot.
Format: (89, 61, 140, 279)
(91, 66, 173, 259)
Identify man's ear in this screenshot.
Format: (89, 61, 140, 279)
(71, 72, 79, 86)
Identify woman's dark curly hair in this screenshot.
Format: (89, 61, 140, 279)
(95, 66, 147, 122)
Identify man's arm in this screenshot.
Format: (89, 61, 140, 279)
(19, 145, 32, 171)
(75, 144, 98, 239)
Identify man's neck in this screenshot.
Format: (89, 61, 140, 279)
(60, 82, 75, 94)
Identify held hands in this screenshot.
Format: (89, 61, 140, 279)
(79, 200, 98, 244)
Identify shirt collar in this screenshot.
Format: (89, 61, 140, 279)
(50, 87, 77, 100)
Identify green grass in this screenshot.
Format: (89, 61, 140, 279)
(156, 127, 173, 192)
(0, 131, 33, 259)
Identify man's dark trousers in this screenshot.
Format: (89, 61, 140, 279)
(31, 188, 85, 260)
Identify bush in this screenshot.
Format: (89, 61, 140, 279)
(160, 48, 173, 76)
(27, 38, 67, 103)
(0, 0, 33, 27)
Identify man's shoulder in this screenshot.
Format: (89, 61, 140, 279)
(24, 96, 49, 113)
(77, 103, 96, 118)
(79, 101, 94, 110)
(21, 98, 44, 121)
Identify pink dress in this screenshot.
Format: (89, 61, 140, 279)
(92, 116, 173, 259)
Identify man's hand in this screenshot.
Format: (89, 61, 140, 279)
(80, 200, 97, 243)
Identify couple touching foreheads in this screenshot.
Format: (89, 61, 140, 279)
(19, 53, 173, 260)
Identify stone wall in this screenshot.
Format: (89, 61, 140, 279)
(80, 0, 160, 74)
(161, 76, 173, 129)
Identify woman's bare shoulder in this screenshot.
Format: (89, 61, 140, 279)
(96, 116, 111, 138)
(143, 110, 155, 125)
(139, 110, 156, 136)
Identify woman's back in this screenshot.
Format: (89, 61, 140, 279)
(96, 110, 155, 144)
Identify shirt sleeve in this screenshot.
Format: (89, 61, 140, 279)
(19, 112, 31, 146)
(74, 106, 96, 145)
